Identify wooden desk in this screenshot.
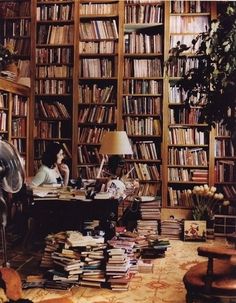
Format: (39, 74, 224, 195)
(24, 195, 120, 247)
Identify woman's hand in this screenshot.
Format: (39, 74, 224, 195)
(58, 163, 70, 186)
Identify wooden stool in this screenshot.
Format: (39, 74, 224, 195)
(183, 246, 236, 303)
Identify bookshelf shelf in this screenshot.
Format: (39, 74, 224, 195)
(0, 77, 30, 173)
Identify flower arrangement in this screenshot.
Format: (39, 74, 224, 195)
(0, 43, 15, 70)
(187, 185, 230, 221)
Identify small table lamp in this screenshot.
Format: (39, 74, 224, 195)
(97, 131, 133, 178)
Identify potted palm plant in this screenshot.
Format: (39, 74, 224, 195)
(167, 2, 236, 147)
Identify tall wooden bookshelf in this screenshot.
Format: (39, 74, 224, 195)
(214, 122, 236, 210)
(121, 0, 164, 197)
(0, 77, 30, 174)
(162, 1, 217, 215)
(32, 0, 76, 174)
(76, 0, 121, 179)
(1, 1, 234, 218)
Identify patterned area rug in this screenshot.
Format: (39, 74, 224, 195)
(22, 238, 227, 303)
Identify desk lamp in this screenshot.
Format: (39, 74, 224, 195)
(96, 131, 133, 178)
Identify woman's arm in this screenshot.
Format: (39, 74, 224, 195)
(58, 163, 70, 186)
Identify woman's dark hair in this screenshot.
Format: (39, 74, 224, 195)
(41, 142, 63, 168)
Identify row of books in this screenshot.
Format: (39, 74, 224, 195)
(12, 118, 26, 137)
(80, 58, 115, 78)
(35, 79, 72, 95)
(222, 185, 236, 200)
(169, 108, 203, 125)
(78, 127, 112, 144)
(0, 93, 8, 108)
(124, 32, 162, 54)
(171, 1, 211, 14)
(36, 100, 70, 120)
(168, 187, 192, 207)
(36, 47, 73, 64)
(3, 37, 30, 56)
(124, 116, 161, 136)
(170, 16, 209, 34)
(79, 41, 117, 54)
(79, 20, 118, 40)
(79, 84, 115, 104)
(131, 140, 159, 160)
(125, 3, 163, 24)
(138, 183, 160, 197)
(168, 147, 208, 166)
(11, 138, 26, 154)
(168, 168, 208, 182)
(77, 145, 102, 165)
(168, 85, 207, 105)
(123, 96, 161, 115)
(12, 96, 27, 116)
(215, 161, 236, 183)
(0, 111, 7, 131)
(78, 166, 100, 179)
(168, 57, 207, 78)
(168, 127, 207, 145)
(0, 1, 30, 17)
(80, 2, 118, 15)
(36, 65, 73, 78)
(37, 25, 74, 45)
(215, 139, 235, 157)
(3, 19, 30, 37)
(124, 58, 162, 78)
(18, 60, 30, 78)
(34, 120, 65, 139)
(123, 79, 162, 95)
(215, 123, 231, 137)
(36, 3, 73, 21)
(134, 162, 160, 181)
(170, 34, 203, 53)
(78, 106, 117, 124)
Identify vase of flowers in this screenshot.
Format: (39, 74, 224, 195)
(187, 185, 230, 239)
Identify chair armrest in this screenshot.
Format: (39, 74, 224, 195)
(198, 246, 236, 260)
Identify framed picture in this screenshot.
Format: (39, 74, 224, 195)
(184, 220, 206, 241)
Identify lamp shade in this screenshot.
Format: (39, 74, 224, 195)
(99, 131, 133, 155)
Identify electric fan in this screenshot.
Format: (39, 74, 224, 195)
(0, 139, 25, 266)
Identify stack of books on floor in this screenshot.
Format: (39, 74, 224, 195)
(38, 231, 107, 289)
(137, 220, 159, 236)
(161, 219, 182, 239)
(106, 248, 132, 291)
(79, 243, 107, 288)
(139, 196, 161, 220)
(140, 236, 170, 259)
(40, 231, 67, 268)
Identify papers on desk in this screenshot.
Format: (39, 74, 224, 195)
(94, 192, 112, 199)
(33, 187, 59, 198)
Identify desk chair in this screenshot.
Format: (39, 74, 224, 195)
(183, 246, 236, 303)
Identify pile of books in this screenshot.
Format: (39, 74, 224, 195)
(106, 248, 132, 291)
(161, 219, 182, 239)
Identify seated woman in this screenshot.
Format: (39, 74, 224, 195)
(31, 142, 70, 187)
